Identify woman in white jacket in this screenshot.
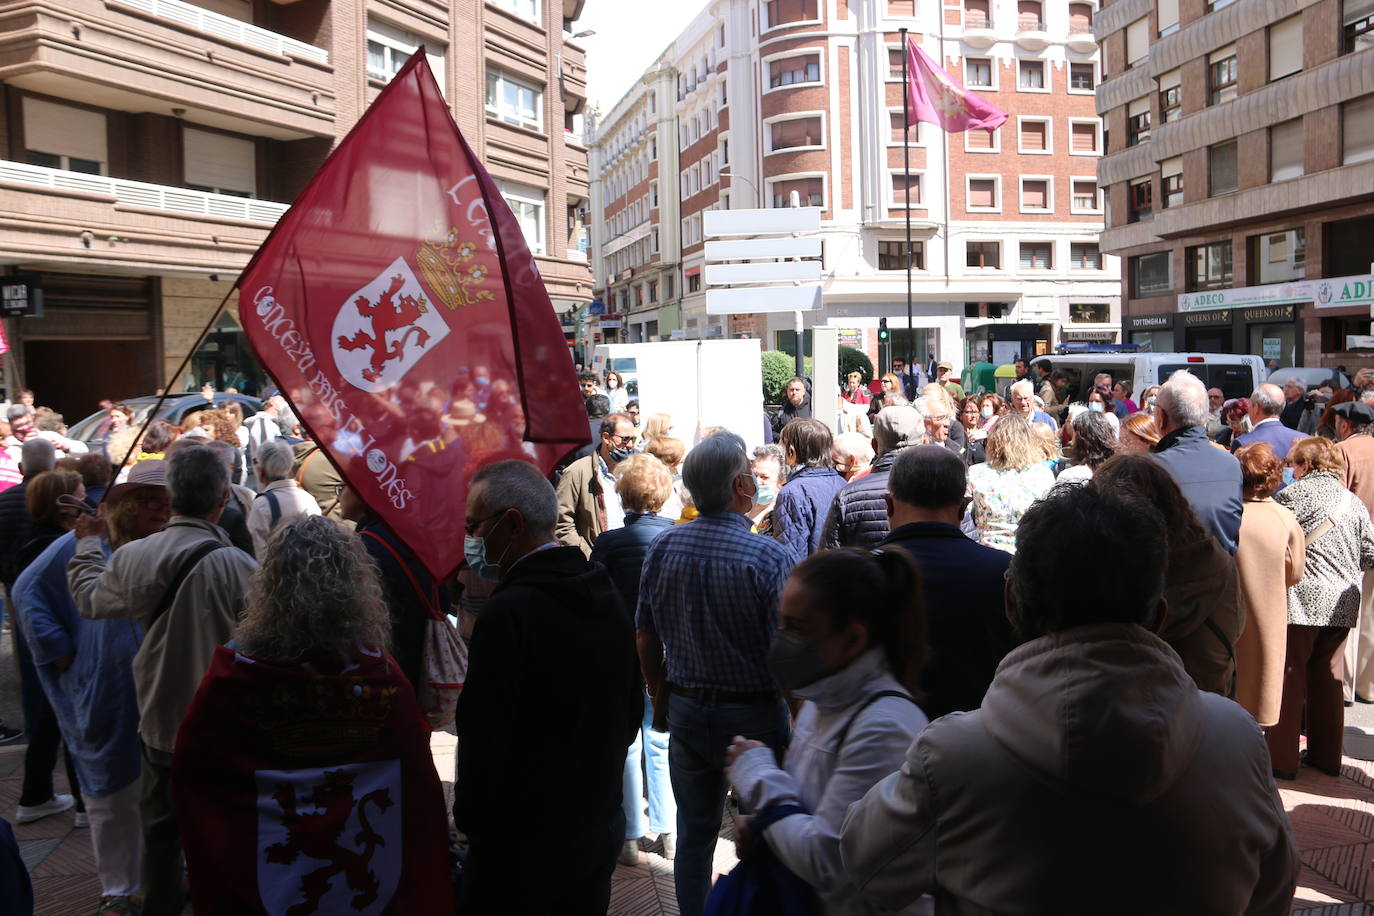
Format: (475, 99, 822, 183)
(725, 547, 931, 915)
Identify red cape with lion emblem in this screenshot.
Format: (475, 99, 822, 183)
(172, 646, 454, 916)
(237, 52, 589, 578)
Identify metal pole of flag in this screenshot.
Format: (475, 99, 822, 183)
(900, 28, 914, 375)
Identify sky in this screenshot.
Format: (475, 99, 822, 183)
(575, 0, 709, 112)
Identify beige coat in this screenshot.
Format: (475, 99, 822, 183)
(839, 623, 1298, 915)
(1234, 498, 1306, 726)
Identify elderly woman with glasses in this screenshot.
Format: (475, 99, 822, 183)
(173, 515, 454, 915)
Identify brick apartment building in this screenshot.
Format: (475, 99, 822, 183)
(586, 0, 1121, 375)
(1096, 0, 1374, 369)
(0, 0, 592, 419)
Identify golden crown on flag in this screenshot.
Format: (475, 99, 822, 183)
(243, 677, 400, 760)
(417, 226, 498, 311)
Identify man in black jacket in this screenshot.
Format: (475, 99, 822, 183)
(881, 446, 1013, 717)
(455, 460, 640, 914)
(820, 406, 921, 549)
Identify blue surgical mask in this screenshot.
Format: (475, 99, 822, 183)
(1282, 467, 1296, 487)
(981, 405, 994, 419)
(1147, 396, 1157, 407)
(475, 376, 490, 386)
(753, 476, 777, 506)
(1089, 402, 1105, 413)
(609, 444, 634, 462)
(463, 514, 509, 581)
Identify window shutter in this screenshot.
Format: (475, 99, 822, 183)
(968, 179, 995, 207)
(1344, 95, 1374, 165)
(1126, 18, 1149, 64)
(967, 128, 994, 149)
(1268, 16, 1303, 81)
(184, 128, 256, 195)
(1161, 156, 1183, 178)
(23, 98, 107, 168)
(1270, 119, 1304, 180)
(1071, 122, 1097, 152)
(1021, 121, 1047, 151)
(1157, 0, 1179, 34)
(1022, 180, 1047, 208)
(1159, 69, 1181, 92)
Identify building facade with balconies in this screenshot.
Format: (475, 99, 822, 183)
(0, 0, 592, 417)
(1096, 0, 1374, 369)
(588, 0, 1120, 375)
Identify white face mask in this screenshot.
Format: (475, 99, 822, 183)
(981, 404, 994, 419)
(1089, 402, 1105, 413)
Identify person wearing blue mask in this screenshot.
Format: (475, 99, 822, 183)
(746, 444, 786, 536)
(555, 412, 637, 557)
(456, 460, 641, 914)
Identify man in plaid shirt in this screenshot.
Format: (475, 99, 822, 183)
(636, 431, 792, 916)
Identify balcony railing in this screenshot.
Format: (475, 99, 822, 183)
(963, 14, 995, 28)
(1017, 18, 1048, 31)
(0, 160, 290, 224)
(111, 0, 329, 64)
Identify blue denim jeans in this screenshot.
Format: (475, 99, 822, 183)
(668, 692, 789, 916)
(623, 690, 676, 839)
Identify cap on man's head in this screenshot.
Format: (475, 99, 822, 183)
(874, 406, 923, 450)
(1333, 401, 1374, 424)
(936, 360, 954, 372)
(107, 459, 168, 502)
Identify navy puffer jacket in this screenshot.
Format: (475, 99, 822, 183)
(820, 451, 901, 550)
(773, 466, 846, 564)
(589, 512, 675, 611)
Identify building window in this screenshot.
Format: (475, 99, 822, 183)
(1017, 0, 1044, 29)
(967, 177, 999, 210)
(1069, 62, 1096, 91)
(1209, 0, 1237, 10)
(1269, 16, 1303, 81)
(890, 111, 921, 144)
(486, 69, 543, 131)
(1188, 241, 1233, 291)
(1159, 75, 1182, 123)
(1249, 228, 1305, 285)
(650, 180, 659, 207)
(765, 0, 819, 28)
(770, 177, 824, 208)
(489, 0, 539, 21)
(1020, 178, 1050, 212)
(965, 127, 998, 152)
(1126, 17, 1150, 67)
(497, 180, 546, 255)
(1019, 119, 1050, 153)
(964, 0, 991, 27)
(1127, 99, 1151, 147)
(891, 173, 921, 207)
(965, 58, 993, 87)
(1209, 52, 1237, 105)
(22, 98, 107, 175)
(769, 54, 821, 88)
(1162, 158, 1184, 207)
(887, 47, 905, 80)
(647, 280, 658, 302)
(1019, 242, 1053, 269)
(1072, 179, 1100, 212)
(1070, 121, 1100, 154)
(687, 273, 702, 293)
(879, 240, 924, 269)
(888, 0, 917, 15)
(1209, 141, 1238, 195)
(183, 127, 256, 197)
(1069, 2, 1093, 33)
(966, 241, 1000, 269)
(1071, 243, 1101, 270)
(768, 116, 824, 152)
(1018, 60, 1046, 90)
(1344, 94, 1374, 165)
(1071, 302, 1111, 323)
(1345, 0, 1374, 54)
(368, 20, 445, 87)
(1131, 252, 1172, 298)
(1158, 0, 1180, 35)
(1270, 118, 1304, 181)
(1128, 177, 1153, 223)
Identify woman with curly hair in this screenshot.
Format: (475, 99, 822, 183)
(965, 414, 1055, 553)
(172, 515, 454, 915)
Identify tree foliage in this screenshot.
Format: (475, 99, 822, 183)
(761, 350, 794, 404)
(839, 345, 874, 387)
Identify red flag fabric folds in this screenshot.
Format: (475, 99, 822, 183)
(904, 36, 1008, 133)
(238, 52, 588, 578)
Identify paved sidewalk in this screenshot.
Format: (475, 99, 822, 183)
(8, 731, 1366, 914)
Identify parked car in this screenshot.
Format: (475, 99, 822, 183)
(68, 393, 262, 454)
(1266, 367, 1350, 391)
(1031, 350, 1265, 404)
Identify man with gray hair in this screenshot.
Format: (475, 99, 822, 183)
(245, 439, 320, 555)
(455, 459, 640, 914)
(0, 437, 55, 595)
(1151, 369, 1243, 554)
(821, 406, 923, 549)
(636, 432, 792, 916)
(1008, 379, 1059, 430)
(1233, 383, 1304, 460)
(69, 443, 256, 916)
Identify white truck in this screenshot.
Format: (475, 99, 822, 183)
(592, 339, 765, 451)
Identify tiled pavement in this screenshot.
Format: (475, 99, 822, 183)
(11, 731, 1373, 915)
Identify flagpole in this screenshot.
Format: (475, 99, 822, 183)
(900, 27, 914, 375)
(939, 16, 951, 290)
(103, 282, 239, 504)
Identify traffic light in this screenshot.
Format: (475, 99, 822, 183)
(878, 317, 889, 342)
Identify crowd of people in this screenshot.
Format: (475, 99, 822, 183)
(0, 353, 1370, 915)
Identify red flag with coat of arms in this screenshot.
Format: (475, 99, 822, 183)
(238, 52, 589, 579)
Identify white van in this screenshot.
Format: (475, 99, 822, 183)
(1029, 350, 1266, 405)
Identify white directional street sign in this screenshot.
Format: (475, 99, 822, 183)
(706, 286, 822, 314)
(705, 261, 822, 285)
(703, 207, 821, 236)
(704, 237, 822, 261)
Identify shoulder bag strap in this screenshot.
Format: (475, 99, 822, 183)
(295, 447, 319, 486)
(1305, 490, 1356, 547)
(149, 540, 225, 631)
(833, 689, 918, 752)
(359, 529, 442, 621)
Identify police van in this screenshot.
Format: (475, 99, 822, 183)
(1030, 345, 1266, 405)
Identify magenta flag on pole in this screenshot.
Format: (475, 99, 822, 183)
(904, 36, 1008, 132)
(237, 52, 590, 579)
